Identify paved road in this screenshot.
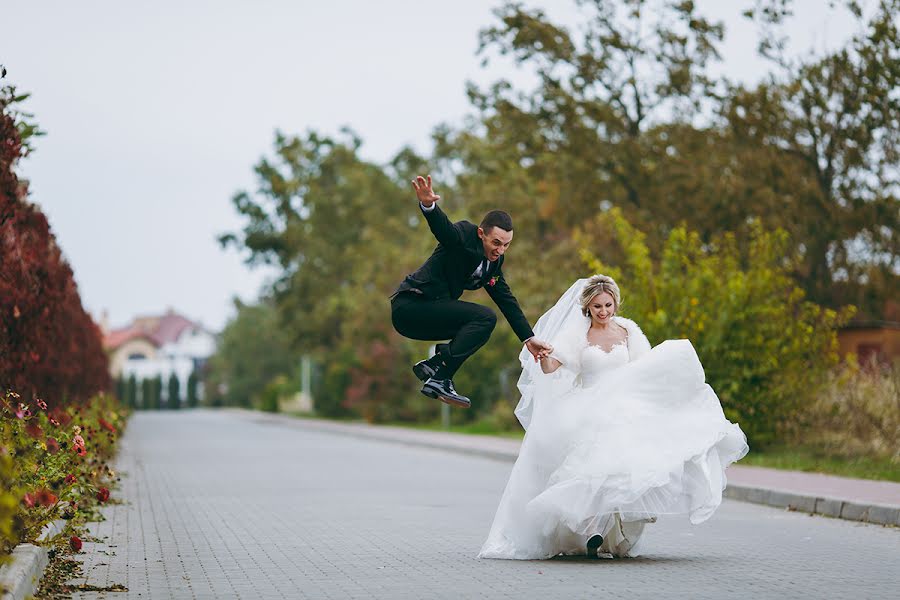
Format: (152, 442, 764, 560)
(70, 410, 898, 599)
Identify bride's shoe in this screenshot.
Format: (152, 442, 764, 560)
(586, 534, 604, 558)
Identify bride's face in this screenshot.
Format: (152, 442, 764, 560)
(588, 292, 616, 324)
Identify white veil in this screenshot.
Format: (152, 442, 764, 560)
(514, 278, 590, 430)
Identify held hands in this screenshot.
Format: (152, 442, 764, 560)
(411, 174, 441, 207)
(525, 338, 553, 362)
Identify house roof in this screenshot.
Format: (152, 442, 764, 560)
(104, 310, 208, 351)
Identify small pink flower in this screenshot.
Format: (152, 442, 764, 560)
(36, 399, 47, 410)
(488, 275, 500, 287)
(64, 474, 77, 484)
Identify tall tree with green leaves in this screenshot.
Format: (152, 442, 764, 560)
(220, 131, 438, 418)
(451, 0, 725, 233)
(205, 299, 299, 408)
(727, 0, 900, 312)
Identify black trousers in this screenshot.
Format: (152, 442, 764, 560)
(391, 292, 497, 378)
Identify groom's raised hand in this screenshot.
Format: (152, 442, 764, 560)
(525, 338, 553, 362)
(411, 174, 441, 207)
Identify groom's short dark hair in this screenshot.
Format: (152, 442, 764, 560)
(480, 210, 513, 233)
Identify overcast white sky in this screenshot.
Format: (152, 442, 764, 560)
(1, 0, 863, 331)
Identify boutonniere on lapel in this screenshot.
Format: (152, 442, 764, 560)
(488, 275, 500, 287)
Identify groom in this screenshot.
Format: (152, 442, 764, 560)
(390, 175, 551, 408)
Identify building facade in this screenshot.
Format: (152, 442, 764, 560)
(103, 309, 216, 403)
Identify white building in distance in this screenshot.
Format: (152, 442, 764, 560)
(103, 309, 216, 402)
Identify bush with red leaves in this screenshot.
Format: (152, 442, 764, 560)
(0, 87, 110, 407)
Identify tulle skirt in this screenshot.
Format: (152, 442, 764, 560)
(478, 340, 749, 560)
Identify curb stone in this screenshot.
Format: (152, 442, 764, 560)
(0, 519, 67, 600)
(723, 486, 899, 526)
(245, 410, 900, 528)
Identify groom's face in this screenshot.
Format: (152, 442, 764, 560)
(478, 226, 513, 261)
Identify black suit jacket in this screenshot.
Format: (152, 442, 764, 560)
(392, 203, 535, 342)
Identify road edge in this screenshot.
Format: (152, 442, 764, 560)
(241, 410, 900, 527)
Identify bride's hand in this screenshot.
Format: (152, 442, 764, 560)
(525, 338, 553, 362)
(411, 174, 441, 206)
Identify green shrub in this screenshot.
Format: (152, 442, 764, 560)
(258, 376, 287, 413)
(801, 359, 900, 462)
(0, 443, 17, 562)
(579, 209, 853, 448)
(0, 391, 125, 559)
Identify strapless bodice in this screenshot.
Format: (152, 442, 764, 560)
(580, 341, 630, 387)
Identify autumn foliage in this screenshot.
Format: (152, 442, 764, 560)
(0, 88, 110, 406)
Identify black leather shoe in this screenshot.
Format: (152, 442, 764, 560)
(420, 378, 471, 408)
(586, 534, 604, 557)
(412, 359, 437, 382)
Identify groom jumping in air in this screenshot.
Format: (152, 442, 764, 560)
(390, 175, 551, 408)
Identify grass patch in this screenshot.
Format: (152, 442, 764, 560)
(283, 410, 526, 439)
(740, 446, 900, 482)
(280, 410, 898, 481)
(386, 419, 526, 439)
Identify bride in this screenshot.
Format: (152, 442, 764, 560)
(479, 275, 749, 560)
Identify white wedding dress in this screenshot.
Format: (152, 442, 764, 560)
(479, 281, 749, 560)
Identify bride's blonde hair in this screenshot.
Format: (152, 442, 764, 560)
(580, 274, 621, 316)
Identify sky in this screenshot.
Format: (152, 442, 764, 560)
(1, 0, 864, 332)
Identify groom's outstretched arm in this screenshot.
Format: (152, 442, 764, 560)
(485, 270, 535, 342)
(411, 174, 464, 247)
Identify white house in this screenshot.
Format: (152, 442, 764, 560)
(103, 309, 217, 404)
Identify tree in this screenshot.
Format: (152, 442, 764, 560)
(114, 376, 126, 405)
(206, 299, 299, 408)
(167, 373, 181, 410)
(140, 377, 152, 410)
(186, 371, 199, 408)
(455, 0, 726, 235)
(151, 376, 162, 410)
(725, 0, 900, 312)
(219, 131, 433, 419)
(127, 375, 138, 409)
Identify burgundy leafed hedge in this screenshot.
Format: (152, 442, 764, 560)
(0, 92, 109, 407)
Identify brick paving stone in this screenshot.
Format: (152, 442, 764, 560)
(69, 410, 899, 599)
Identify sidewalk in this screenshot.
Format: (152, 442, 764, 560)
(242, 411, 900, 526)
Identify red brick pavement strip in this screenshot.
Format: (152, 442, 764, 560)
(241, 410, 900, 527)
